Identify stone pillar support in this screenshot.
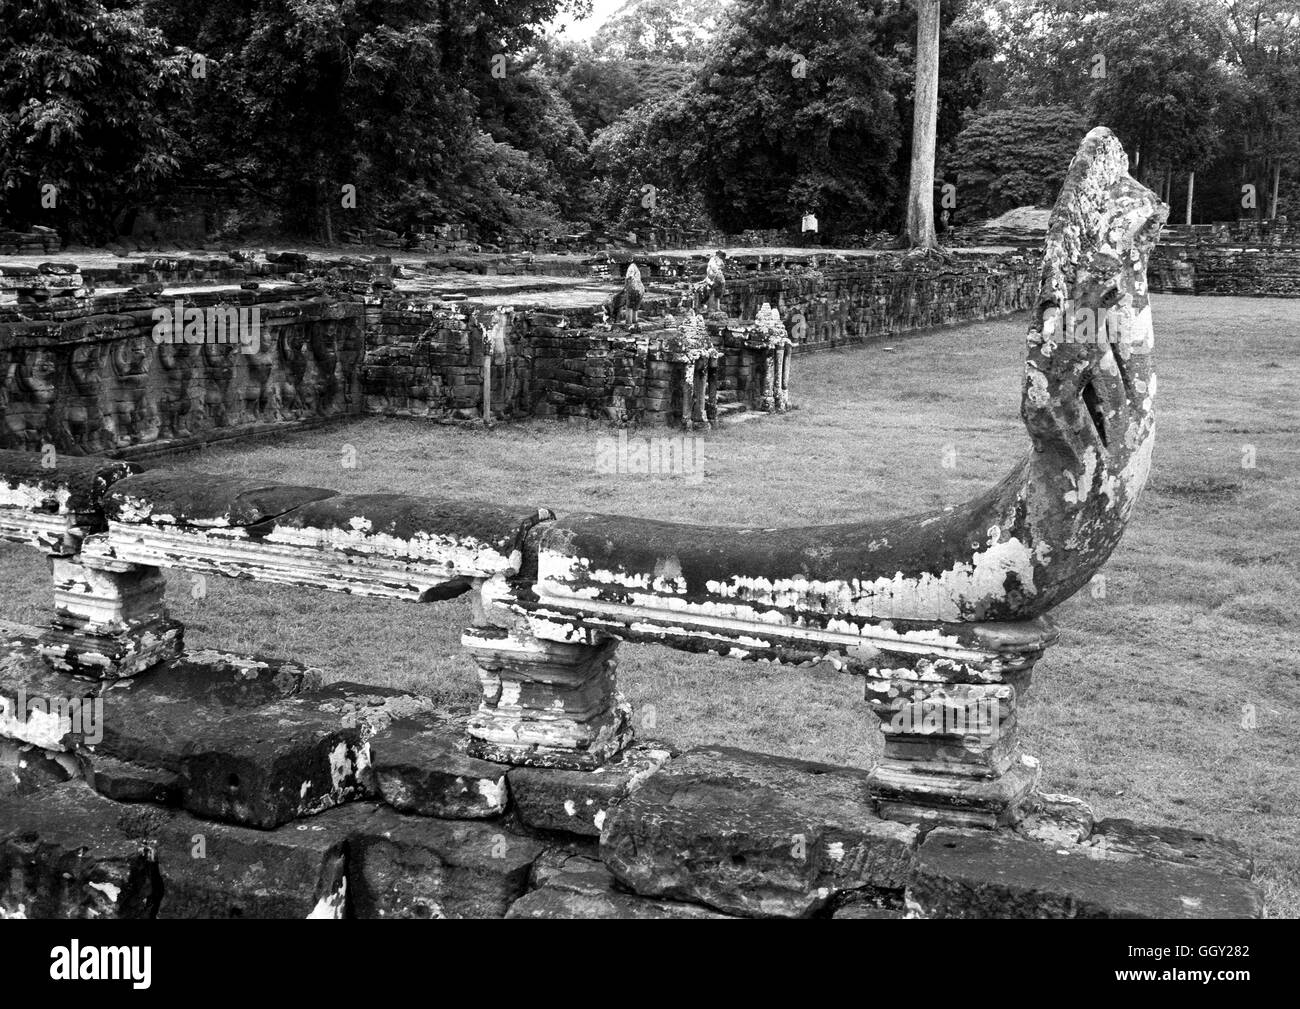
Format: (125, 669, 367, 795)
(775, 344, 793, 412)
(861, 619, 1055, 828)
(463, 579, 633, 769)
(705, 359, 719, 427)
(759, 348, 776, 412)
(690, 359, 707, 428)
(678, 360, 695, 431)
(39, 535, 183, 679)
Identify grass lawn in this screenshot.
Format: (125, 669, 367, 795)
(2, 293, 1297, 915)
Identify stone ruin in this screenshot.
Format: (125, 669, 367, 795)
(0, 242, 1038, 451)
(0, 129, 1263, 918)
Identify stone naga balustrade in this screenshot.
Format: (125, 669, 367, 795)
(0, 128, 1163, 832)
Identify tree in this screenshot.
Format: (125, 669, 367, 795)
(0, 0, 191, 241)
(140, 0, 587, 239)
(592, 0, 728, 61)
(588, 98, 711, 236)
(1085, 0, 1228, 190)
(949, 105, 1091, 220)
(672, 0, 905, 240)
(1221, 0, 1300, 219)
(905, 0, 941, 247)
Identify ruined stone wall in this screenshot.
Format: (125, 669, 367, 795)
(718, 255, 1036, 349)
(0, 252, 1039, 451)
(0, 282, 367, 457)
(1149, 245, 1300, 297)
(361, 254, 1039, 423)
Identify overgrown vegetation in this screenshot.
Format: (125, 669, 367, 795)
(1, 0, 1297, 241)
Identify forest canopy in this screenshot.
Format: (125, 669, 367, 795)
(1, 0, 1296, 244)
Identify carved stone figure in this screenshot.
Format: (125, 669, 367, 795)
(157, 340, 195, 441)
(3, 347, 58, 450)
(519, 127, 1168, 826)
(202, 340, 238, 428)
(310, 320, 341, 415)
(750, 302, 793, 412)
(280, 324, 312, 416)
(623, 261, 644, 330)
(243, 330, 280, 422)
(109, 336, 157, 446)
(704, 250, 728, 317)
(336, 319, 364, 410)
(65, 343, 111, 453)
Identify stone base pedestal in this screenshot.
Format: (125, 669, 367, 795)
(862, 622, 1054, 828)
(38, 551, 182, 679)
(463, 619, 633, 770)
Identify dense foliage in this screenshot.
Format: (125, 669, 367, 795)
(1, 0, 1297, 243)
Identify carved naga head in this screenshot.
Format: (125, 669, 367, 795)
(1014, 126, 1168, 609)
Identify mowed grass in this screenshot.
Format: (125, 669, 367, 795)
(2, 294, 1297, 915)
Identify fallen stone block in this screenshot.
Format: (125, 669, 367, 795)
(508, 740, 672, 836)
(831, 901, 907, 919)
(601, 745, 919, 918)
(70, 649, 359, 828)
(908, 827, 1264, 919)
(146, 805, 353, 919)
(0, 782, 159, 918)
(0, 643, 104, 751)
(528, 848, 612, 894)
(176, 697, 369, 829)
(509, 849, 733, 919)
(1084, 818, 1254, 880)
(346, 805, 545, 918)
(1016, 792, 1094, 846)
(0, 738, 77, 796)
(78, 751, 180, 805)
(368, 714, 508, 819)
(305, 682, 511, 819)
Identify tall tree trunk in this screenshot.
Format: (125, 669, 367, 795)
(1271, 159, 1281, 219)
(905, 0, 940, 250)
(1185, 170, 1195, 225)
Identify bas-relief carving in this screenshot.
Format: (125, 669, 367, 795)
(0, 313, 365, 454)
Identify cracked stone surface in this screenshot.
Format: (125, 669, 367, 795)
(600, 745, 919, 918)
(908, 827, 1263, 919)
(507, 740, 673, 836)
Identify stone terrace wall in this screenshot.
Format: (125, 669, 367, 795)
(719, 253, 1036, 350)
(1149, 245, 1300, 297)
(362, 252, 1038, 423)
(0, 274, 367, 457)
(0, 250, 1039, 451)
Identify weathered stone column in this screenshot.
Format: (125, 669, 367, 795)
(39, 535, 183, 679)
(705, 359, 719, 426)
(774, 345, 785, 410)
(463, 579, 633, 769)
(678, 360, 695, 430)
(691, 359, 707, 428)
(759, 348, 776, 412)
(860, 618, 1055, 828)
